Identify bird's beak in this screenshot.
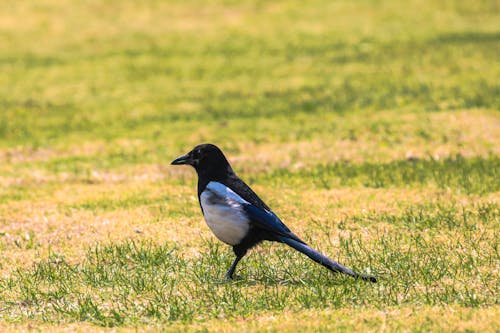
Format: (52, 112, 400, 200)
(171, 153, 190, 165)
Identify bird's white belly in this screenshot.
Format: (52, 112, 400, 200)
(200, 188, 250, 245)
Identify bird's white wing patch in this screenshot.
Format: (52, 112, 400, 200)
(205, 181, 249, 204)
(200, 182, 250, 245)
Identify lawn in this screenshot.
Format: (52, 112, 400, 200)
(0, 0, 499, 331)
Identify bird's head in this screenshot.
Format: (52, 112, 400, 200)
(171, 143, 231, 176)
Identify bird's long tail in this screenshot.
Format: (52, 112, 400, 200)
(278, 236, 377, 283)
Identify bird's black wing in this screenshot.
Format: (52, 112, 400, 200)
(242, 204, 306, 244)
(222, 174, 306, 244)
(223, 173, 271, 211)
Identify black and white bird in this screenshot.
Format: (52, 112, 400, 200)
(171, 144, 376, 282)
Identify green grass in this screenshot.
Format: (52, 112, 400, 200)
(2, 215, 497, 327)
(264, 155, 500, 193)
(0, 0, 499, 331)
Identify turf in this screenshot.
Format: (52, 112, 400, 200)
(0, 0, 499, 331)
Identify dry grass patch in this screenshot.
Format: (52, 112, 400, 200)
(234, 110, 499, 169)
(168, 305, 500, 332)
(1, 305, 498, 332)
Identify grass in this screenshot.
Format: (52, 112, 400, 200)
(1, 217, 497, 326)
(0, 0, 499, 331)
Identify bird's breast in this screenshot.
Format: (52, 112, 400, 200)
(199, 183, 250, 246)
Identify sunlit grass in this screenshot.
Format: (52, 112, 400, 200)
(1, 218, 497, 326)
(0, 0, 499, 331)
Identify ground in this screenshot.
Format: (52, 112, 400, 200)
(0, 0, 499, 331)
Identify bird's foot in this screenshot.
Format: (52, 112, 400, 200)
(223, 273, 241, 282)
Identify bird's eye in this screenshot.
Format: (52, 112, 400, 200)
(192, 150, 201, 160)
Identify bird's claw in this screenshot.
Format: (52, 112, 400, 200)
(224, 273, 242, 282)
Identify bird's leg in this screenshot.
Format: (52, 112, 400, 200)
(225, 246, 247, 280)
(224, 255, 243, 280)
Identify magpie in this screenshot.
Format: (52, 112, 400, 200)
(171, 144, 376, 282)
